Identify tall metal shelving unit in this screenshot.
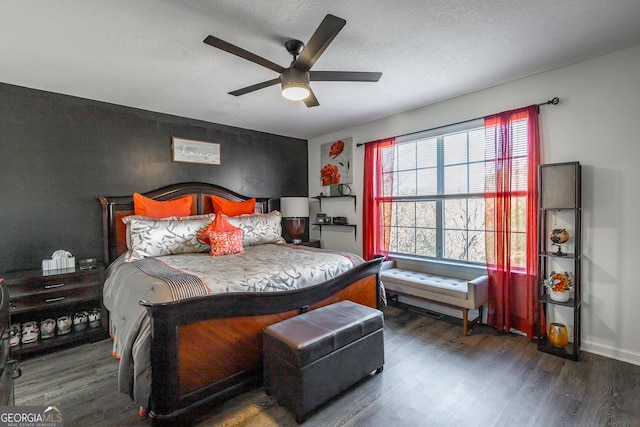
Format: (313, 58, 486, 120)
(537, 161, 582, 361)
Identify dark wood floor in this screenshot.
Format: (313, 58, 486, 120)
(14, 303, 640, 426)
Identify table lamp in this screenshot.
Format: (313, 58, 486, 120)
(280, 197, 309, 244)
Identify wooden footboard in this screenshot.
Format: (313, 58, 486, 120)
(141, 257, 383, 425)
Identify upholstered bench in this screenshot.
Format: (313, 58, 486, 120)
(263, 300, 384, 424)
(381, 260, 488, 336)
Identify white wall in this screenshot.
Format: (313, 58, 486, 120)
(308, 44, 640, 365)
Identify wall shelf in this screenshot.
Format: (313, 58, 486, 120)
(312, 195, 357, 211)
(311, 223, 357, 241)
(311, 195, 357, 241)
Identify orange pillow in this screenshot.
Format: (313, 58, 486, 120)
(198, 214, 242, 245)
(133, 193, 192, 218)
(210, 195, 256, 217)
(208, 229, 244, 256)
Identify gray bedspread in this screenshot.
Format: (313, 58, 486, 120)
(103, 243, 364, 409)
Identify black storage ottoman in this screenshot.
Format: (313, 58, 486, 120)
(263, 300, 384, 423)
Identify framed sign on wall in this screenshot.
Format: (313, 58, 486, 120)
(172, 137, 221, 165)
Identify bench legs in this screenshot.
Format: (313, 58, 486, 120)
(388, 291, 483, 336)
(463, 305, 484, 336)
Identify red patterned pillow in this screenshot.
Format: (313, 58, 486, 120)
(208, 229, 244, 256)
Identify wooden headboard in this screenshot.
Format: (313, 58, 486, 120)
(98, 182, 270, 266)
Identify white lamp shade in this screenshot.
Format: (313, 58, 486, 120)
(280, 197, 309, 218)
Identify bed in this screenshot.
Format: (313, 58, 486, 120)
(98, 182, 384, 425)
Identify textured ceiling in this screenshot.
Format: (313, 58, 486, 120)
(2, 1, 640, 139)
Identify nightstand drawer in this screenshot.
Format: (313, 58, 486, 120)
(4, 270, 100, 299)
(8, 285, 102, 314)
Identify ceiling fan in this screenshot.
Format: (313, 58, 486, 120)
(203, 14, 382, 107)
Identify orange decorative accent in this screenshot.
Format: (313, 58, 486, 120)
(133, 193, 193, 218)
(548, 322, 569, 348)
(210, 195, 256, 216)
(198, 214, 241, 245)
(138, 407, 148, 417)
(545, 271, 572, 293)
(329, 140, 345, 157)
(321, 163, 341, 185)
(208, 229, 244, 256)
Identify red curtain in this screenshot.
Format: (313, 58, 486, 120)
(484, 105, 539, 338)
(362, 138, 395, 260)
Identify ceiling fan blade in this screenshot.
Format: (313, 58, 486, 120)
(304, 89, 319, 108)
(293, 14, 346, 71)
(310, 71, 382, 82)
(204, 35, 285, 74)
(229, 78, 281, 96)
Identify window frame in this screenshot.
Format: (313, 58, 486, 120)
(383, 119, 487, 265)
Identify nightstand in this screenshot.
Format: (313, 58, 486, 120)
(3, 266, 108, 358)
(298, 240, 321, 248)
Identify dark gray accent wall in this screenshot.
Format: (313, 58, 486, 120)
(0, 83, 308, 272)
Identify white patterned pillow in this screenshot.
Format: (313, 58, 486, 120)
(226, 211, 286, 247)
(123, 214, 215, 250)
(124, 215, 214, 261)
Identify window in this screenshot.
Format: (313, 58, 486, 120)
(375, 118, 530, 267)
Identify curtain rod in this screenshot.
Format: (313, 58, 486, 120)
(355, 97, 560, 147)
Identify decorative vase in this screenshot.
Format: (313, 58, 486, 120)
(548, 323, 569, 348)
(549, 289, 570, 303)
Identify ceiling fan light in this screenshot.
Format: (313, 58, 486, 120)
(281, 68, 311, 101)
(282, 84, 310, 101)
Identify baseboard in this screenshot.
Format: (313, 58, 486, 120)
(582, 340, 640, 367)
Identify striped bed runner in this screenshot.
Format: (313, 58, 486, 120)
(133, 258, 209, 300)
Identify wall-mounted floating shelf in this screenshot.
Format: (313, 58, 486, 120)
(312, 195, 357, 212)
(311, 223, 357, 241)
(311, 195, 357, 241)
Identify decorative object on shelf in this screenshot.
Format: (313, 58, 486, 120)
(73, 311, 89, 331)
(40, 318, 56, 339)
(332, 216, 348, 225)
(9, 324, 21, 347)
(321, 137, 353, 185)
(21, 321, 39, 344)
(42, 249, 75, 273)
(315, 213, 331, 224)
(548, 323, 569, 348)
(79, 257, 98, 270)
(89, 308, 102, 328)
(56, 315, 72, 335)
(338, 183, 352, 196)
(544, 271, 573, 302)
(549, 228, 570, 255)
(280, 197, 309, 245)
(329, 184, 341, 196)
